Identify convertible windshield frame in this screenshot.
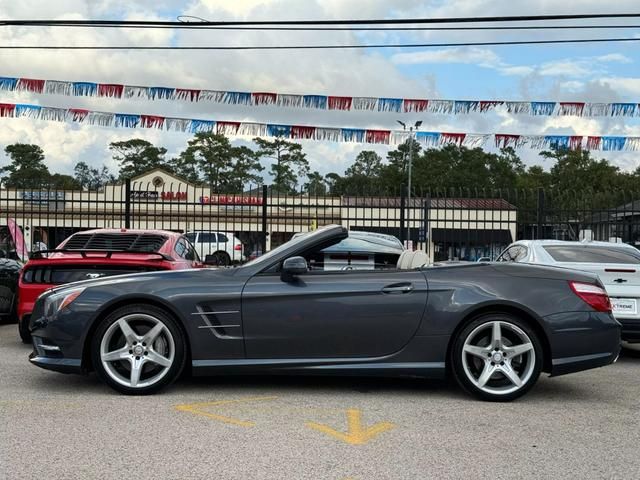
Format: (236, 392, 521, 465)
(241, 225, 347, 273)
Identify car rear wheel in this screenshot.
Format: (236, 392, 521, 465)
(213, 251, 231, 266)
(451, 314, 542, 402)
(91, 305, 186, 395)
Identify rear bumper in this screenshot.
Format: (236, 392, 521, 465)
(617, 318, 640, 343)
(544, 311, 621, 377)
(550, 350, 620, 377)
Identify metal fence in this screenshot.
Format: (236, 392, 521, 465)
(1, 179, 640, 263)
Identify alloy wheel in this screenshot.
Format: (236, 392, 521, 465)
(461, 320, 536, 396)
(99, 313, 175, 389)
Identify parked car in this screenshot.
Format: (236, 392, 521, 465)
(18, 229, 201, 343)
(28, 225, 620, 401)
(185, 231, 245, 265)
(291, 230, 404, 270)
(497, 240, 640, 351)
(0, 257, 21, 324)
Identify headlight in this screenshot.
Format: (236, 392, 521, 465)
(43, 287, 86, 318)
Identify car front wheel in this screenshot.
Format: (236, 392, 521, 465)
(451, 314, 542, 402)
(91, 304, 186, 395)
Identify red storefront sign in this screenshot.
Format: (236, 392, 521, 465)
(200, 195, 263, 206)
(161, 191, 187, 201)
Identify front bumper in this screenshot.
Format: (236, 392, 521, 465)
(29, 335, 82, 374)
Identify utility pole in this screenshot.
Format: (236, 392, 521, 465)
(397, 120, 422, 247)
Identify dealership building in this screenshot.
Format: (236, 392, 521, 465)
(0, 169, 517, 263)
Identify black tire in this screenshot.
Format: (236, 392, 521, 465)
(213, 251, 231, 266)
(91, 304, 186, 395)
(451, 313, 543, 402)
(19, 314, 31, 344)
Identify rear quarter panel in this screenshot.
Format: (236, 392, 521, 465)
(417, 263, 597, 338)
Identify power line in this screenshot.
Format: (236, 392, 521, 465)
(15, 24, 640, 31)
(2, 13, 640, 27)
(1, 37, 640, 50)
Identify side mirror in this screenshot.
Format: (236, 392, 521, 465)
(281, 256, 308, 281)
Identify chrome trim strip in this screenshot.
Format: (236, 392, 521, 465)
(197, 325, 241, 329)
(191, 310, 239, 315)
(40, 344, 61, 352)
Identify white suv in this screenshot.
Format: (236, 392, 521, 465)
(185, 231, 245, 265)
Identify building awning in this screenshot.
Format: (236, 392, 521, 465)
(431, 228, 512, 244)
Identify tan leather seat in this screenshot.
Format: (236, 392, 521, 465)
(396, 250, 410, 269)
(410, 251, 428, 268)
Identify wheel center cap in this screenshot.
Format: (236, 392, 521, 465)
(492, 352, 503, 363)
(133, 345, 144, 356)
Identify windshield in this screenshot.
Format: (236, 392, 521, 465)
(242, 227, 339, 268)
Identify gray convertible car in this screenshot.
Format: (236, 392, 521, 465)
(29, 225, 620, 401)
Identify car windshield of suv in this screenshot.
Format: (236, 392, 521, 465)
(543, 245, 640, 264)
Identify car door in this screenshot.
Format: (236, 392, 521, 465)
(241, 268, 428, 359)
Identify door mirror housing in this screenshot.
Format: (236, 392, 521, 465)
(281, 256, 308, 280)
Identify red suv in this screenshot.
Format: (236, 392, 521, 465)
(18, 229, 201, 342)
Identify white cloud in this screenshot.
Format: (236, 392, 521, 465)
(598, 77, 640, 96)
(392, 47, 501, 67)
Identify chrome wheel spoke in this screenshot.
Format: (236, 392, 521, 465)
(500, 362, 523, 388)
(142, 321, 164, 345)
(118, 318, 139, 345)
(504, 342, 533, 358)
(146, 349, 172, 368)
(130, 356, 144, 387)
(476, 363, 496, 388)
(491, 321, 502, 349)
(102, 346, 130, 362)
(463, 344, 490, 359)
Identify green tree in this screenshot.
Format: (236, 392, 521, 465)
(175, 133, 263, 192)
(73, 161, 116, 189)
(253, 137, 309, 194)
(48, 173, 82, 190)
(109, 139, 169, 180)
(0, 144, 51, 188)
(304, 171, 327, 195)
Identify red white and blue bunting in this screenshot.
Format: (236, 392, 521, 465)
(1, 101, 639, 151)
(1, 75, 639, 118)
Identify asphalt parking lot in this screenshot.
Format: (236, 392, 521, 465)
(1, 324, 639, 480)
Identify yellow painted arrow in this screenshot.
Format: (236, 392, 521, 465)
(306, 409, 395, 445)
(175, 396, 278, 427)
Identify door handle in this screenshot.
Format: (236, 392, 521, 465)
(382, 283, 414, 294)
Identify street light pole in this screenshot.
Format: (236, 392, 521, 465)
(397, 120, 421, 247)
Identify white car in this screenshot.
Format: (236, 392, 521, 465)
(185, 231, 245, 265)
(497, 239, 640, 350)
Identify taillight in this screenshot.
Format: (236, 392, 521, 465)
(569, 281, 611, 313)
(234, 244, 242, 251)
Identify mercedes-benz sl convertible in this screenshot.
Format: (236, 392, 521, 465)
(28, 225, 621, 401)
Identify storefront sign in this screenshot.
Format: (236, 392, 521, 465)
(161, 191, 187, 201)
(20, 191, 65, 204)
(131, 190, 159, 200)
(200, 195, 263, 206)
(131, 191, 187, 201)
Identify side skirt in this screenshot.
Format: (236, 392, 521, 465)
(191, 358, 446, 379)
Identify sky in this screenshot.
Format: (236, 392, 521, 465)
(0, 0, 640, 181)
